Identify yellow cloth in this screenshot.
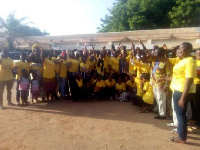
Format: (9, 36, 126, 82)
(0, 57, 13, 81)
(126, 56, 137, 75)
(14, 61, 30, 80)
(52, 57, 60, 74)
(135, 61, 151, 78)
(43, 58, 56, 79)
(170, 57, 196, 93)
(115, 82, 126, 91)
(67, 58, 80, 73)
(94, 80, 105, 92)
(80, 62, 89, 72)
(104, 56, 110, 73)
(126, 80, 136, 88)
(105, 79, 116, 87)
(59, 60, 67, 78)
(142, 81, 154, 104)
(194, 60, 200, 84)
(135, 77, 143, 97)
(109, 57, 119, 73)
(86, 57, 96, 71)
(152, 62, 170, 88)
(169, 57, 180, 66)
(76, 79, 83, 88)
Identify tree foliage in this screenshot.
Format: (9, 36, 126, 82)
(169, 0, 200, 27)
(98, 0, 200, 32)
(0, 13, 49, 50)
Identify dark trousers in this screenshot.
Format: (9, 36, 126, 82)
(173, 91, 193, 141)
(194, 84, 200, 126)
(105, 87, 115, 98)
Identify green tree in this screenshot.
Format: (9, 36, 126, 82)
(169, 0, 200, 27)
(0, 13, 49, 51)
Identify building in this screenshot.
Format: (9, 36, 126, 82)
(0, 27, 200, 51)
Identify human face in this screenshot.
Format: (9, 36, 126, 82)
(196, 50, 200, 60)
(176, 44, 191, 58)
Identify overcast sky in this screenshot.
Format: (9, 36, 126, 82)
(0, 0, 116, 35)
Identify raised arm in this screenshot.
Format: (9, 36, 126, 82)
(139, 40, 146, 50)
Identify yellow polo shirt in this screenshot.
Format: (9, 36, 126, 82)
(43, 58, 56, 79)
(0, 57, 13, 81)
(170, 57, 196, 93)
(14, 61, 30, 80)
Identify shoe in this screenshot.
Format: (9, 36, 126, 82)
(170, 137, 186, 144)
(170, 128, 177, 134)
(167, 123, 178, 127)
(154, 115, 166, 119)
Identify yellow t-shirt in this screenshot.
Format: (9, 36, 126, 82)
(94, 80, 105, 92)
(126, 56, 137, 75)
(115, 82, 126, 91)
(142, 82, 154, 104)
(80, 62, 89, 72)
(194, 60, 200, 84)
(105, 79, 116, 87)
(14, 61, 30, 80)
(59, 60, 67, 78)
(43, 58, 56, 79)
(135, 61, 151, 78)
(76, 79, 83, 88)
(109, 57, 119, 73)
(135, 77, 143, 97)
(104, 56, 110, 73)
(170, 57, 196, 93)
(86, 57, 96, 71)
(67, 58, 80, 73)
(0, 57, 13, 81)
(126, 80, 137, 88)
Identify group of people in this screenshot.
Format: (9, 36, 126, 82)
(0, 41, 199, 144)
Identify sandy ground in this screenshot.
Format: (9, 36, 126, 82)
(0, 84, 200, 150)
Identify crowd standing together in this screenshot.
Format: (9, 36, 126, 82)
(0, 41, 199, 144)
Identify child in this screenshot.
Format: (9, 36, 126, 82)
(115, 77, 126, 102)
(139, 73, 154, 113)
(31, 72, 40, 103)
(126, 75, 137, 102)
(74, 73, 84, 101)
(105, 74, 116, 100)
(93, 74, 105, 99)
(18, 69, 30, 105)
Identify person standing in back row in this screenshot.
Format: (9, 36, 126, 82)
(0, 49, 14, 109)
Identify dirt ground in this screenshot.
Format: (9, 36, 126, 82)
(0, 84, 200, 150)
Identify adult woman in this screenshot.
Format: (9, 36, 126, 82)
(41, 51, 56, 101)
(169, 42, 196, 143)
(0, 49, 14, 109)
